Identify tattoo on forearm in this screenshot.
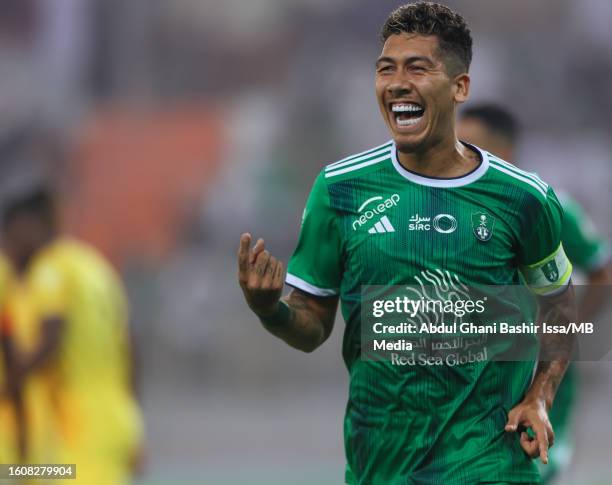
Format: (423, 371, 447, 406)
(532, 358, 566, 409)
(531, 288, 577, 406)
(261, 289, 337, 352)
(287, 292, 312, 330)
(539, 332, 574, 362)
(538, 302, 575, 362)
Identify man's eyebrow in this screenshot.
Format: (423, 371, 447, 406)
(376, 55, 435, 67)
(375, 56, 395, 67)
(407, 56, 435, 66)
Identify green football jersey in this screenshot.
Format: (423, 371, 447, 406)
(287, 141, 573, 485)
(558, 192, 610, 272)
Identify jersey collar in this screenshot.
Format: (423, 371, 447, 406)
(390, 141, 490, 188)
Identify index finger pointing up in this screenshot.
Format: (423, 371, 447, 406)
(238, 233, 252, 275)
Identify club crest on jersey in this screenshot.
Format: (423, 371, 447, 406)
(542, 260, 559, 282)
(471, 212, 495, 242)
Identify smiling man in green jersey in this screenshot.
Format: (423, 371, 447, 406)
(459, 102, 612, 484)
(238, 3, 577, 484)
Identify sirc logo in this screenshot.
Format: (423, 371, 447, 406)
(409, 214, 457, 234)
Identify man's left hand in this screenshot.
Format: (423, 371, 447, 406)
(504, 398, 554, 464)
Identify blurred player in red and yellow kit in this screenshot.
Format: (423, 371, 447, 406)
(0, 187, 143, 484)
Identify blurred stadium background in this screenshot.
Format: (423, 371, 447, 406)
(1, 0, 611, 483)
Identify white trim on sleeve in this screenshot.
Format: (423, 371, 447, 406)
(285, 273, 338, 297)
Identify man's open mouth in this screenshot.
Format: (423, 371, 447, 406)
(390, 102, 425, 127)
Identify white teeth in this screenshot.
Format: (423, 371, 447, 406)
(392, 103, 422, 112)
(396, 117, 421, 126)
(391, 102, 424, 128)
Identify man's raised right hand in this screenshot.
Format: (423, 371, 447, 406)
(237, 233, 285, 316)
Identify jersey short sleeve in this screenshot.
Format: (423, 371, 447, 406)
(518, 187, 573, 295)
(559, 193, 610, 272)
(286, 171, 343, 296)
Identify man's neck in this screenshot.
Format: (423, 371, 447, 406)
(396, 137, 480, 179)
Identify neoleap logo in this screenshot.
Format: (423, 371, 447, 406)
(352, 194, 400, 232)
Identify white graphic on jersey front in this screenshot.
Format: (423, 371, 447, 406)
(404, 269, 471, 327)
(368, 216, 395, 234)
(352, 193, 400, 232)
(409, 214, 457, 234)
(471, 212, 495, 242)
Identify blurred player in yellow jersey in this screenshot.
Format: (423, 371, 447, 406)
(0, 187, 143, 484)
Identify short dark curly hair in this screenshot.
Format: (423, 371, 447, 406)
(381, 2, 473, 75)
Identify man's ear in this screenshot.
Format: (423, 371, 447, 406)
(453, 73, 470, 104)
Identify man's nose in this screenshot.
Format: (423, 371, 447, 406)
(387, 78, 414, 97)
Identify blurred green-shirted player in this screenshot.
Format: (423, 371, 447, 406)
(459, 103, 612, 483)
